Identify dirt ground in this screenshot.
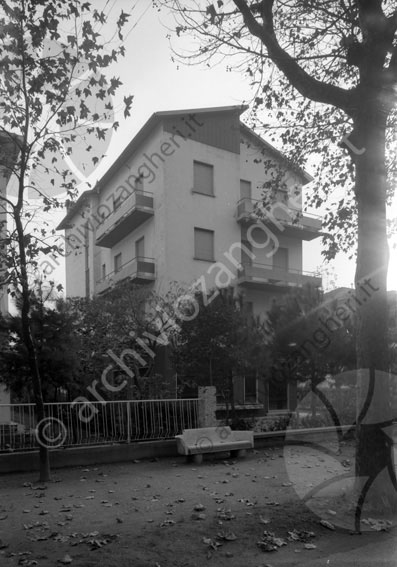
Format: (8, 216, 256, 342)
(0, 443, 395, 567)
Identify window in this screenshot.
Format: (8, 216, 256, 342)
(240, 179, 251, 200)
(193, 161, 214, 196)
(114, 253, 122, 273)
(113, 195, 122, 210)
(268, 379, 288, 410)
(244, 375, 257, 404)
(101, 264, 106, 280)
(273, 247, 289, 271)
(194, 228, 214, 262)
(135, 236, 145, 259)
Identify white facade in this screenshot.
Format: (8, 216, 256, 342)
(58, 106, 322, 412)
(59, 106, 322, 310)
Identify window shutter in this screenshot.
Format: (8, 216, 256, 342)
(194, 228, 214, 261)
(193, 161, 214, 196)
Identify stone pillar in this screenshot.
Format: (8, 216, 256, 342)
(198, 386, 217, 427)
(288, 381, 297, 411)
(0, 384, 10, 423)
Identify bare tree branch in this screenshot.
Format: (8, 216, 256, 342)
(233, 0, 353, 111)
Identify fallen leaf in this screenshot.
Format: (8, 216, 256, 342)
(191, 513, 206, 520)
(288, 529, 316, 542)
(362, 518, 392, 531)
(159, 519, 176, 527)
(217, 531, 237, 541)
(58, 555, 73, 564)
(320, 520, 335, 531)
(257, 531, 287, 552)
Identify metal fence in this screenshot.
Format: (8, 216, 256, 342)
(0, 399, 200, 452)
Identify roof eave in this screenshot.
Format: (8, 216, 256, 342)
(240, 123, 313, 184)
(56, 190, 94, 230)
(93, 104, 249, 194)
(57, 104, 250, 231)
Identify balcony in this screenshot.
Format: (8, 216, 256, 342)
(237, 262, 322, 290)
(236, 198, 322, 241)
(96, 191, 154, 248)
(96, 257, 155, 294)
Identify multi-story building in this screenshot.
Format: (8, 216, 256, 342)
(58, 105, 322, 413)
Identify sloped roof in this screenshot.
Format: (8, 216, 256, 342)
(240, 123, 312, 183)
(57, 190, 94, 230)
(57, 105, 312, 230)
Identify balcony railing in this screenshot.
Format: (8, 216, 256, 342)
(237, 262, 322, 289)
(236, 198, 322, 241)
(96, 190, 154, 248)
(96, 256, 155, 294)
(0, 399, 200, 452)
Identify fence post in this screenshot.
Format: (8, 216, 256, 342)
(127, 402, 131, 444)
(198, 386, 217, 427)
(0, 385, 11, 423)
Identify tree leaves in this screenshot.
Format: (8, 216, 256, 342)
(171, 287, 270, 400)
(123, 95, 134, 118)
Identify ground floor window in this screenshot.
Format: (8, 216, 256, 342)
(244, 375, 257, 403)
(268, 378, 288, 410)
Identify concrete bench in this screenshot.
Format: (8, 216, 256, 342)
(175, 426, 254, 464)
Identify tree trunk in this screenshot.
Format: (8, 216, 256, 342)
(20, 296, 50, 481)
(310, 368, 317, 418)
(15, 214, 50, 482)
(229, 371, 236, 423)
(352, 113, 396, 515)
(310, 387, 317, 418)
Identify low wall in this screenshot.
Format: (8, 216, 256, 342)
(254, 425, 354, 448)
(0, 439, 177, 474)
(0, 426, 355, 475)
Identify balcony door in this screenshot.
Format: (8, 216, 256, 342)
(135, 177, 144, 193)
(273, 247, 288, 271)
(114, 253, 122, 273)
(135, 236, 145, 259)
(240, 179, 251, 200)
(241, 239, 253, 267)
